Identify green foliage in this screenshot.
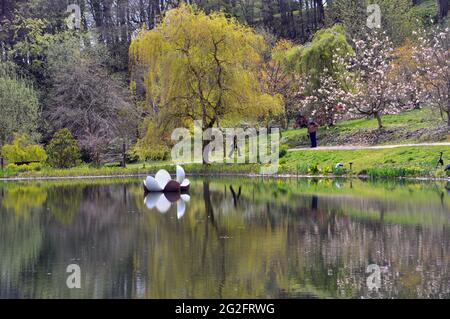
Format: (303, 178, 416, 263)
(322, 166, 332, 175)
(327, 0, 439, 44)
(407, 0, 438, 28)
(1, 134, 47, 163)
(372, 0, 418, 44)
(133, 120, 170, 161)
(325, 0, 367, 39)
(129, 3, 284, 155)
(308, 163, 321, 175)
(296, 163, 310, 175)
(6, 163, 43, 172)
(46, 129, 81, 169)
(0, 62, 40, 145)
(364, 167, 431, 178)
(285, 24, 353, 88)
(279, 144, 289, 158)
(332, 166, 348, 176)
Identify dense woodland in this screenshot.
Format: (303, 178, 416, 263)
(0, 0, 449, 166)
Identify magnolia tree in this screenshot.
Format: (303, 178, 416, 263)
(343, 33, 413, 129)
(298, 74, 352, 126)
(413, 27, 450, 129)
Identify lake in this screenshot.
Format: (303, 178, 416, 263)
(0, 177, 449, 299)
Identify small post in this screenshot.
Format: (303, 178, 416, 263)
(121, 142, 126, 168)
(0, 157, 4, 170)
(349, 162, 353, 171)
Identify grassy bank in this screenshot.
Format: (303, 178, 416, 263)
(1, 145, 449, 180)
(283, 108, 449, 148)
(0, 162, 262, 180)
(281, 145, 450, 178)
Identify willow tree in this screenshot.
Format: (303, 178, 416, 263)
(129, 4, 283, 158)
(284, 24, 353, 90)
(0, 62, 40, 146)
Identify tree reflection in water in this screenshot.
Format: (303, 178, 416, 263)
(0, 178, 449, 298)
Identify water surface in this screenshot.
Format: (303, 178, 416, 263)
(1, 177, 449, 299)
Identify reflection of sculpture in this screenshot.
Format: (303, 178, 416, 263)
(144, 193, 191, 219)
(143, 166, 190, 193)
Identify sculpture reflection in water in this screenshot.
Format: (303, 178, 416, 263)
(144, 192, 191, 219)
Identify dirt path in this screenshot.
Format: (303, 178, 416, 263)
(289, 142, 450, 152)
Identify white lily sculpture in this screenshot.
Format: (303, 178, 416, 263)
(143, 165, 190, 193)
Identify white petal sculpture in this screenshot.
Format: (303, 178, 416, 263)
(143, 166, 190, 193)
(176, 165, 186, 184)
(144, 176, 163, 192)
(176, 165, 190, 191)
(180, 178, 190, 191)
(155, 170, 172, 187)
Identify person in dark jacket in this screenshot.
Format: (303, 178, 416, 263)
(308, 120, 319, 148)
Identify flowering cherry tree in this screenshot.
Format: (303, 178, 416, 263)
(344, 32, 412, 129)
(413, 27, 450, 129)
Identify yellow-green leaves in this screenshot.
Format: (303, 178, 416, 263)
(1, 134, 47, 164)
(129, 4, 283, 133)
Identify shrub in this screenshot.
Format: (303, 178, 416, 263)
(322, 166, 332, 175)
(1, 133, 47, 163)
(296, 163, 310, 174)
(133, 120, 169, 161)
(279, 144, 289, 159)
(332, 167, 348, 176)
(308, 163, 320, 175)
(365, 167, 429, 178)
(125, 150, 139, 164)
(46, 129, 81, 168)
(6, 163, 42, 172)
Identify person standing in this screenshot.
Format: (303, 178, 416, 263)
(308, 120, 319, 148)
(228, 135, 242, 159)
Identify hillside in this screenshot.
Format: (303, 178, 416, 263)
(282, 108, 450, 148)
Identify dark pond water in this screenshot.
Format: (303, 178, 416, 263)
(1, 177, 450, 299)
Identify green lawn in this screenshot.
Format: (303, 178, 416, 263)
(282, 108, 449, 148)
(281, 145, 450, 178)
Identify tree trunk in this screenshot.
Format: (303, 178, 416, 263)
(202, 121, 214, 165)
(447, 111, 450, 130)
(437, 0, 449, 20)
(375, 112, 383, 129)
(121, 141, 126, 168)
